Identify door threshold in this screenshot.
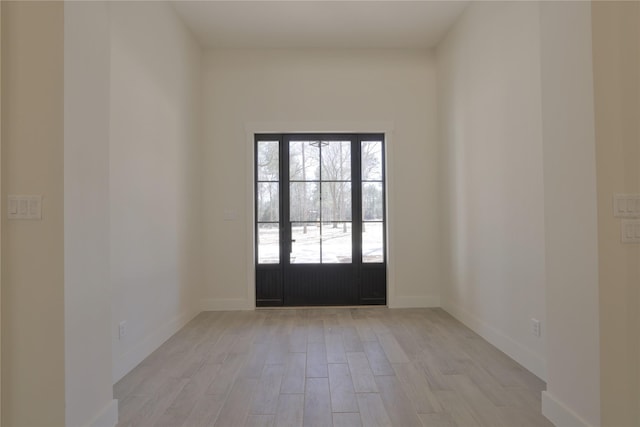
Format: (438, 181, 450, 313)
(256, 305, 388, 310)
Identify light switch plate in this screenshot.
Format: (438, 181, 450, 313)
(8, 195, 42, 220)
(621, 219, 640, 243)
(613, 194, 640, 218)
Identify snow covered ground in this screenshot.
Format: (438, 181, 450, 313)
(258, 222, 383, 264)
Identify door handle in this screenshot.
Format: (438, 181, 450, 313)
(290, 239, 296, 253)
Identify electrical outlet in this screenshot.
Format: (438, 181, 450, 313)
(118, 321, 127, 340)
(531, 318, 541, 337)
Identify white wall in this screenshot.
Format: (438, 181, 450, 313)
(592, 2, 640, 426)
(109, 1, 203, 382)
(64, 2, 117, 426)
(539, 2, 600, 426)
(437, 1, 547, 380)
(0, 3, 3, 423)
(438, 5, 604, 424)
(1, 2, 66, 425)
(202, 49, 439, 309)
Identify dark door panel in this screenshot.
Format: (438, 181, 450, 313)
(283, 264, 356, 306)
(256, 266, 283, 306)
(360, 265, 387, 305)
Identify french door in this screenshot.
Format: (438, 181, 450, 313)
(255, 133, 386, 306)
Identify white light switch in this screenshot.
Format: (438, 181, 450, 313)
(8, 198, 18, 215)
(8, 195, 42, 220)
(614, 194, 640, 218)
(29, 199, 38, 215)
(19, 199, 28, 216)
(621, 220, 640, 243)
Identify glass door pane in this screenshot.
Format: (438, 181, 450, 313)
(257, 223, 280, 264)
(257, 141, 280, 181)
(321, 182, 352, 221)
(361, 139, 384, 263)
(362, 182, 383, 221)
(290, 141, 319, 180)
(362, 222, 383, 263)
(322, 223, 352, 263)
(321, 141, 351, 180)
(361, 140, 383, 180)
(289, 182, 319, 222)
(291, 223, 320, 264)
(289, 140, 353, 265)
(257, 182, 279, 222)
(256, 140, 280, 265)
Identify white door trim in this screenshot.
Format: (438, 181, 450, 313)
(244, 121, 396, 309)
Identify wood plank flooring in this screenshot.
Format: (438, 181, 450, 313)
(114, 308, 553, 427)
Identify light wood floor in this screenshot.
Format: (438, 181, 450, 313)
(114, 308, 553, 427)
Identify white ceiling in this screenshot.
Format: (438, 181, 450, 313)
(171, 1, 469, 49)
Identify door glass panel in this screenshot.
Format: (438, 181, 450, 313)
(321, 182, 352, 221)
(321, 141, 351, 181)
(362, 141, 383, 181)
(257, 141, 280, 181)
(362, 222, 383, 263)
(291, 223, 320, 264)
(362, 182, 383, 221)
(257, 182, 279, 222)
(290, 182, 319, 222)
(257, 223, 280, 264)
(290, 141, 320, 181)
(322, 223, 352, 263)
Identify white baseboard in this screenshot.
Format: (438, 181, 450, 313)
(201, 296, 440, 310)
(87, 399, 118, 427)
(200, 296, 440, 311)
(112, 309, 199, 383)
(442, 299, 547, 381)
(201, 298, 252, 311)
(542, 391, 594, 427)
(390, 295, 441, 308)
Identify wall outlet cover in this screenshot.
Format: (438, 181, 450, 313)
(531, 318, 541, 337)
(118, 321, 127, 339)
